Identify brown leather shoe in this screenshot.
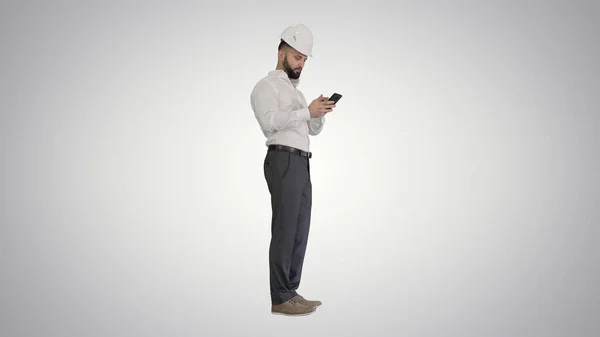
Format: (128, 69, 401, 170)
(271, 298, 316, 316)
(292, 294, 322, 308)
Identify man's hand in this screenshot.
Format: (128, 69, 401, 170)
(308, 94, 336, 118)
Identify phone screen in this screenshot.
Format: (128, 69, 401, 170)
(329, 93, 342, 104)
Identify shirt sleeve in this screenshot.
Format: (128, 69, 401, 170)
(308, 116, 325, 135)
(251, 81, 311, 132)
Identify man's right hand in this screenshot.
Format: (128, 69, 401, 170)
(308, 94, 336, 118)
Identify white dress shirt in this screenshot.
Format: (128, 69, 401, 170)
(250, 69, 325, 153)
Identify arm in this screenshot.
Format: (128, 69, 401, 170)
(250, 81, 311, 132)
(296, 90, 325, 135)
(308, 116, 325, 135)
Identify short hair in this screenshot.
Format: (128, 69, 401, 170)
(278, 39, 291, 51)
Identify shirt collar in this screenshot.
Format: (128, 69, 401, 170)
(268, 69, 300, 87)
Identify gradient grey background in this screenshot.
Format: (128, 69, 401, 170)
(1, 1, 599, 336)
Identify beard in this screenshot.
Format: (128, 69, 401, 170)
(283, 57, 302, 79)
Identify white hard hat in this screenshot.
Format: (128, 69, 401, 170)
(280, 23, 314, 57)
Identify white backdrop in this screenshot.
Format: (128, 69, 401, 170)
(1, 1, 599, 336)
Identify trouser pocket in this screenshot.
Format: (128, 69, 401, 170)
(265, 151, 292, 180)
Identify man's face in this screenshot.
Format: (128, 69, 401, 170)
(282, 49, 307, 80)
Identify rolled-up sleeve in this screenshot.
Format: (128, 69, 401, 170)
(251, 81, 311, 132)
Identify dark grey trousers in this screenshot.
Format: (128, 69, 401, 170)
(263, 148, 312, 305)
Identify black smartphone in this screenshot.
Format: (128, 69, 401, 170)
(329, 93, 342, 104)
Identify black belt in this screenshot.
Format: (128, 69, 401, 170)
(268, 144, 312, 159)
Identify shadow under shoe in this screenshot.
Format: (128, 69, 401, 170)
(271, 298, 316, 316)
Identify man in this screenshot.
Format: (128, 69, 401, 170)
(250, 23, 336, 316)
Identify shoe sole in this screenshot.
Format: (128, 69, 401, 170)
(271, 309, 316, 316)
(271, 308, 317, 316)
